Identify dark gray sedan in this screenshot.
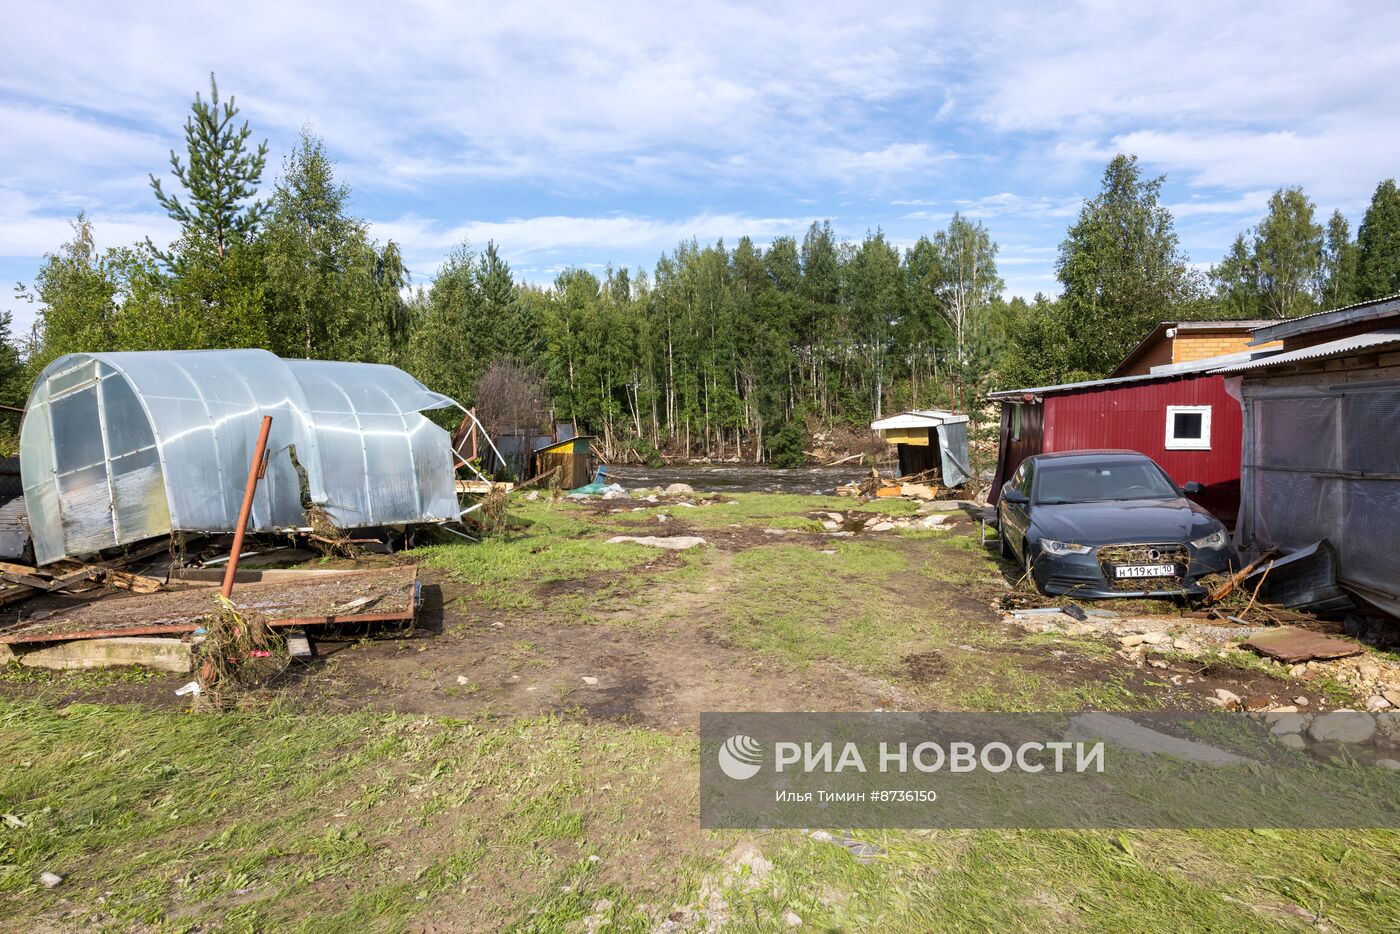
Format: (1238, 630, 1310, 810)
(996, 450, 1235, 598)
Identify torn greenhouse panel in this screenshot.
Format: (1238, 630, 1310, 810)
(21, 350, 460, 565)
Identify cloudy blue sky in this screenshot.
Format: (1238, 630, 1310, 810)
(3, 1, 1399, 331)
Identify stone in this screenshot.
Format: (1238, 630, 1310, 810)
(1066, 713, 1252, 765)
(863, 517, 882, 528)
(783, 910, 804, 927)
(821, 520, 839, 531)
(39, 872, 62, 888)
(1384, 689, 1400, 708)
(1289, 664, 1307, 678)
(456, 675, 469, 685)
(582, 676, 599, 685)
(1278, 733, 1307, 751)
(868, 521, 895, 532)
(1366, 695, 1392, 712)
(605, 535, 705, 550)
(725, 842, 772, 880)
(1293, 696, 1310, 706)
(1211, 688, 1242, 709)
(664, 483, 695, 496)
(1357, 661, 1381, 681)
(1172, 639, 1202, 654)
(1267, 713, 1308, 735)
(12, 636, 195, 674)
(825, 513, 844, 523)
(1307, 712, 1376, 745)
(1376, 758, 1400, 771)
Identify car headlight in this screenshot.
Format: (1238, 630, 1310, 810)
(1191, 528, 1228, 551)
(1040, 539, 1093, 555)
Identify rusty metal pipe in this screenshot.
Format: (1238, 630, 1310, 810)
(221, 416, 274, 598)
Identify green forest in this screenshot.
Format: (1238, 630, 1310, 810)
(10, 76, 1400, 463)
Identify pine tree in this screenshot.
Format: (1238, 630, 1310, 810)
(148, 73, 269, 261)
(1356, 179, 1400, 300)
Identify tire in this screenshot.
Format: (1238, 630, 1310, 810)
(998, 521, 1012, 559)
(1023, 541, 1043, 592)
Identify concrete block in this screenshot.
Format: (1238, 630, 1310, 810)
(12, 637, 194, 673)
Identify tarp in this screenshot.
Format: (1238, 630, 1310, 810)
(21, 350, 459, 565)
(1236, 375, 1400, 616)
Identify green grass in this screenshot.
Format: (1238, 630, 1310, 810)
(0, 700, 700, 931)
(415, 536, 659, 610)
(720, 542, 915, 672)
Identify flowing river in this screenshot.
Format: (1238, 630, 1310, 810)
(601, 463, 873, 496)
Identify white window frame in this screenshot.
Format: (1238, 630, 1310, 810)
(1164, 405, 1211, 451)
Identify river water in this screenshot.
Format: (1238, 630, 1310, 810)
(601, 464, 871, 496)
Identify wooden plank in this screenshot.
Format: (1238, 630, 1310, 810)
(104, 569, 164, 594)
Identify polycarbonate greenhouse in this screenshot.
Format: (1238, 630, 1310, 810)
(21, 349, 461, 565)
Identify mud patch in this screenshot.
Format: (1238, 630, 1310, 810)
(902, 650, 948, 682)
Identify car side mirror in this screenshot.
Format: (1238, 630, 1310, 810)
(1182, 481, 1204, 495)
(1001, 485, 1028, 504)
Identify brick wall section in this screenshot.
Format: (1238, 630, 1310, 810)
(1173, 334, 1279, 363)
(1118, 339, 1173, 376)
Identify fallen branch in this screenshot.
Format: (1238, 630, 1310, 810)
(1203, 549, 1278, 605)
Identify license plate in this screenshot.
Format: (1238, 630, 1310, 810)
(1114, 564, 1176, 579)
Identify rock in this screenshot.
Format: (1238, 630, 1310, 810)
(1376, 758, 1400, 771)
(868, 522, 895, 532)
(1293, 696, 1310, 706)
(783, 910, 804, 927)
(605, 535, 705, 550)
(523, 490, 541, 501)
(456, 675, 469, 685)
(39, 872, 62, 888)
(1148, 659, 1169, 669)
(914, 515, 951, 530)
(806, 829, 835, 842)
(1358, 661, 1381, 681)
(1172, 639, 1202, 654)
(1269, 705, 1299, 713)
(825, 513, 844, 523)
(1211, 688, 1242, 709)
(1267, 713, 1308, 735)
(1289, 664, 1307, 677)
(1384, 689, 1400, 708)
(821, 520, 839, 531)
(829, 531, 854, 538)
(582, 676, 599, 686)
(664, 483, 695, 496)
(1366, 695, 1392, 712)
(1066, 713, 1252, 765)
(1120, 630, 1171, 648)
(1307, 712, 1376, 745)
(863, 517, 882, 529)
(1278, 733, 1307, 750)
(725, 842, 772, 880)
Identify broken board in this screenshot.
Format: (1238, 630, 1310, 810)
(0, 565, 420, 645)
(1241, 626, 1363, 663)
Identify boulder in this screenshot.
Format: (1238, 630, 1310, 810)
(664, 483, 695, 496)
(1307, 711, 1376, 745)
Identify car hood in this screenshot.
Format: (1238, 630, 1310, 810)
(1033, 498, 1219, 545)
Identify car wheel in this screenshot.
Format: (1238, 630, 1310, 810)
(1022, 541, 1044, 592)
(998, 515, 1012, 559)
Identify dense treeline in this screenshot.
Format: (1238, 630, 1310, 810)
(10, 77, 1400, 462)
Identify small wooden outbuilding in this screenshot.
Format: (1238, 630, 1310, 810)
(532, 436, 597, 489)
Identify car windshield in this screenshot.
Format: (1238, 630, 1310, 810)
(1034, 460, 1179, 504)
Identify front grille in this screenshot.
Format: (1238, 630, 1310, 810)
(1096, 542, 1190, 592)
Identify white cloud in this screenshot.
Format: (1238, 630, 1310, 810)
(369, 211, 818, 281)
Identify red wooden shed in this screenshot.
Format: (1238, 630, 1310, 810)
(987, 358, 1254, 525)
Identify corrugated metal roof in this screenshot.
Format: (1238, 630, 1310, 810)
(870, 409, 968, 429)
(986, 349, 1266, 401)
(1213, 327, 1400, 373)
(1247, 293, 1400, 345)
